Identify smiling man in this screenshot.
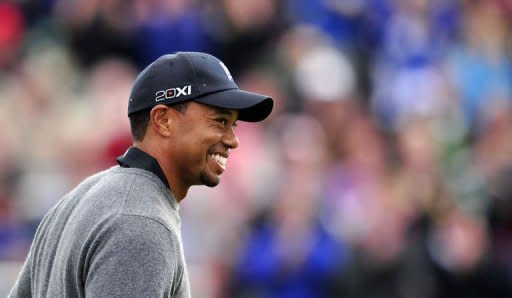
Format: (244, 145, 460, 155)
(9, 52, 273, 298)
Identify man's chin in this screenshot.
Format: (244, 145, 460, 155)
(200, 171, 220, 187)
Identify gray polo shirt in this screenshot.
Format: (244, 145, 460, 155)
(9, 148, 191, 297)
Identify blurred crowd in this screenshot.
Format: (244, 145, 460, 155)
(1, 0, 512, 297)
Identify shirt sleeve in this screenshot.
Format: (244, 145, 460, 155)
(85, 214, 184, 298)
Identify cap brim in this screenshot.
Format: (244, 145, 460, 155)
(194, 89, 274, 122)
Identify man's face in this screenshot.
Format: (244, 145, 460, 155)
(171, 101, 239, 188)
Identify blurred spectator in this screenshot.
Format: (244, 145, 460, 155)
(0, 2, 25, 70)
(82, 58, 136, 167)
(53, 0, 137, 67)
(427, 210, 511, 298)
(487, 165, 512, 292)
(227, 115, 348, 298)
(371, 0, 461, 132)
(132, 0, 214, 67)
(284, 0, 366, 50)
(204, 0, 287, 76)
(444, 0, 512, 132)
(293, 42, 358, 161)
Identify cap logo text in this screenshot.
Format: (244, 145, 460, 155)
(219, 61, 233, 81)
(155, 85, 192, 101)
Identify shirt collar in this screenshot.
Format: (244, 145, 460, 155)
(116, 147, 170, 189)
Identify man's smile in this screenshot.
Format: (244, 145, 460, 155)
(209, 153, 227, 172)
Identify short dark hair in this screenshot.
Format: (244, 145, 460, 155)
(129, 102, 189, 142)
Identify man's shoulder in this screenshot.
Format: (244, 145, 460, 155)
(73, 166, 168, 200)
(64, 166, 179, 231)
(97, 167, 181, 231)
(72, 166, 122, 193)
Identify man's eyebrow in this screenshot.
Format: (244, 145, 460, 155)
(211, 108, 237, 118)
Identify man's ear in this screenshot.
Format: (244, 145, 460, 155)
(149, 104, 175, 137)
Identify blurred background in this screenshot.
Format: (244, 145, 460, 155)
(1, 0, 512, 297)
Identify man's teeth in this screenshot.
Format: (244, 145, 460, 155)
(210, 154, 227, 170)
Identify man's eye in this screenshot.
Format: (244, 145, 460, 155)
(215, 118, 237, 129)
(216, 119, 228, 126)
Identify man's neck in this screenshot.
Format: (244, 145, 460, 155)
(133, 142, 187, 202)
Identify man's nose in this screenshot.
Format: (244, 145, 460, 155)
(223, 127, 240, 149)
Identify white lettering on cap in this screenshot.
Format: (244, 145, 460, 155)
(219, 61, 233, 81)
(155, 85, 192, 102)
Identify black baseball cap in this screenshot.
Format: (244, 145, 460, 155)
(128, 52, 274, 122)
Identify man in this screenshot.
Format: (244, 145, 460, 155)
(9, 52, 273, 297)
